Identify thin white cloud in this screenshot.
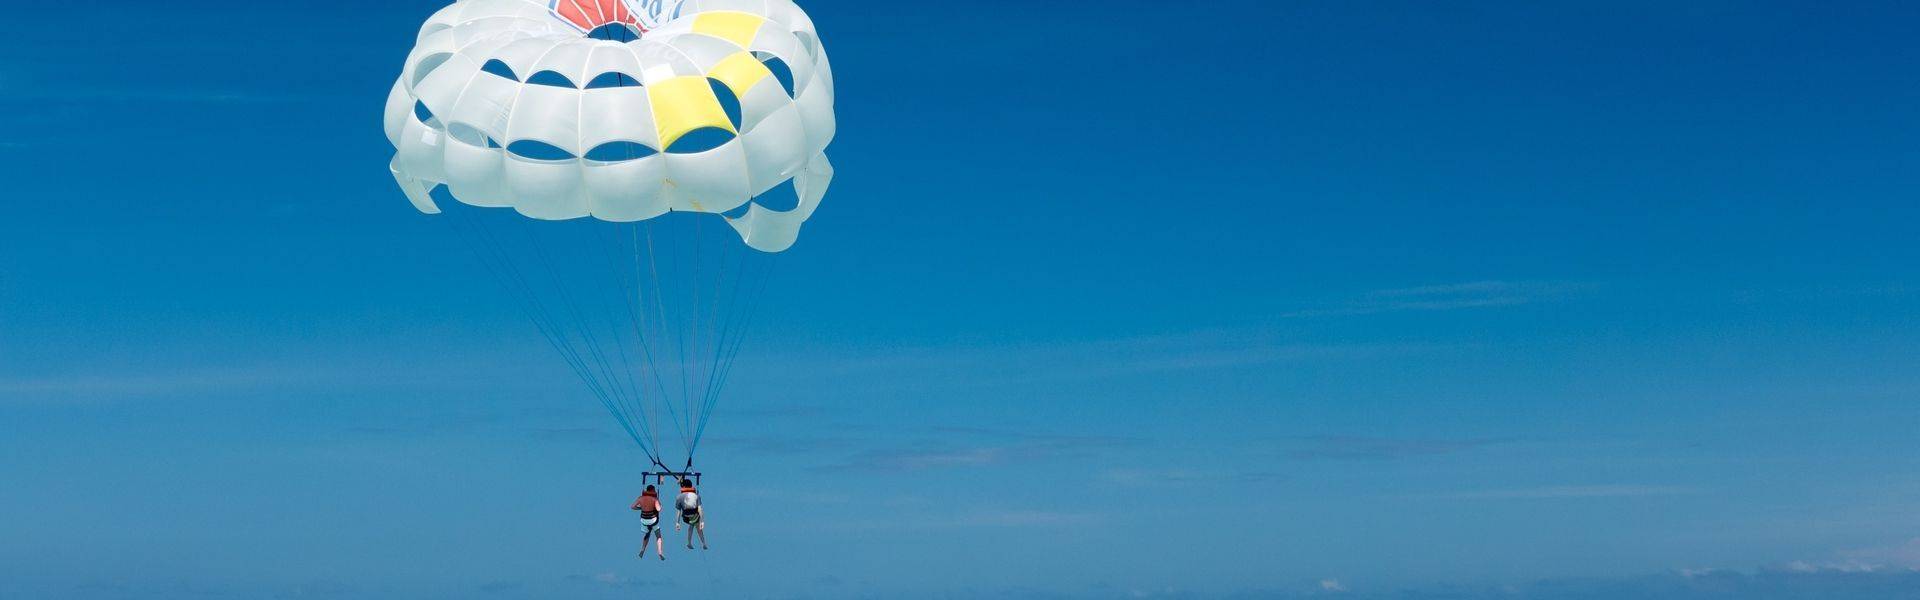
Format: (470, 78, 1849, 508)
(824, 446, 1007, 471)
(949, 510, 1101, 527)
(773, 330, 1455, 395)
(2, 84, 313, 105)
(0, 361, 475, 404)
(1286, 435, 1509, 461)
(786, 509, 1104, 534)
(814, 427, 1139, 472)
(1283, 280, 1592, 318)
(1372, 569, 1920, 600)
(1826, 537, 1920, 572)
(1422, 484, 1696, 500)
(564, 571, 669, 589)
(0, 369, 313, 401)
(1101, 468, 1282, 486)
(1365, 281, 1573, 298)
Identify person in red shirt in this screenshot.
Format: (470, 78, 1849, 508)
(631, 484, 666, 560)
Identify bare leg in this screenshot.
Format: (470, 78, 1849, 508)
(656, 532, 666, 560)
(686, 524, 695, 549)
(696, 523, 708, 550)
(638, 531, 650, 557)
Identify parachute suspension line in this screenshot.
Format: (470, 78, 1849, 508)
(448, 212, 616, 440)
(672, 218, 767, 463)
(453, 207, 778, 470)
(516, 220, 668, 462)
(689, 240, 754, 443)
(707, 255, 776, 445)
(443, 208, 660, 463)
(516, 224, 645, 432)
(683, 217, 706, 457)
(625, 225, 676, 462)
(639, 230, 656, 457)
(484, 217, 655, 460)
(584, 225, 662, 461)
(683, 221, 707, 460)
(691, 219, 725, 459)
(450, 212, 625, 443)
(696, 219, 739, 436)
(695, 218, 723, 458)
(689, 257, 773, 455)
(643, 222, 694, 458)
(689, 251, 779, 455)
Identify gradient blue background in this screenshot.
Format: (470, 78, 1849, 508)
(3, 1, 1919, 598)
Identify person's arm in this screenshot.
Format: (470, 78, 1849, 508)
(632, 496, 645, 510)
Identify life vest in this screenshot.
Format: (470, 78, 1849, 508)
(678, 487, 700, 517)
(634, 492, 661, 519)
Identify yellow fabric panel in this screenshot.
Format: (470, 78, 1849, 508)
(708, 51, 771, 97)
(648, 75, 734, 148)
(693, 11, 765, 48)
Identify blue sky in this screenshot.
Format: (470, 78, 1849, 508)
(3, 0, 1919, 598)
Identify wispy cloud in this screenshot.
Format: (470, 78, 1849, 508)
(564, 571, 672, 589)
(947, 510, 1102, 527)
(703, 433, 857, 454)
(0, 359, 524, 404)
(823, 446, 1009, 471)
(1293, 568, 1920, 600)
(525, 427, 613, 443)
(814, 427, 1139, 472)
(1819, 537, 1920, 572)
(927, 426, 1138, 447)
(808, 509, 1105, 531)
(0, 83, 318, 106)
(1110, 564, 1920, 599)
(1101, 468, 1283, 486)
(0, 368, 327, 402)
(1285, 435, 1510, 461)
(1421, 484, 1696, 500)
(726, 485, 858, 505)
(716, 405, 838, 419)
(1282, 280, 1590, 318)
(773, 331, 1453, 394)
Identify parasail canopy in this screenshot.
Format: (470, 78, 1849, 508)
(383, 0, 836, 472)
(384, 0, 835, 252)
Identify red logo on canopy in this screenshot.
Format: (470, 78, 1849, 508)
(551, 0, 640, 32)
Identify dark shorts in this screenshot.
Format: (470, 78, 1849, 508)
(681, 510, 702, 527)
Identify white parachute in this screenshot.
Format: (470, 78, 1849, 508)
(382, 0, 836, 474)
(384, 0, 834, 252)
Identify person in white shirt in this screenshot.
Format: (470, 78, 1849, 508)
(674, 480, 707, 550)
